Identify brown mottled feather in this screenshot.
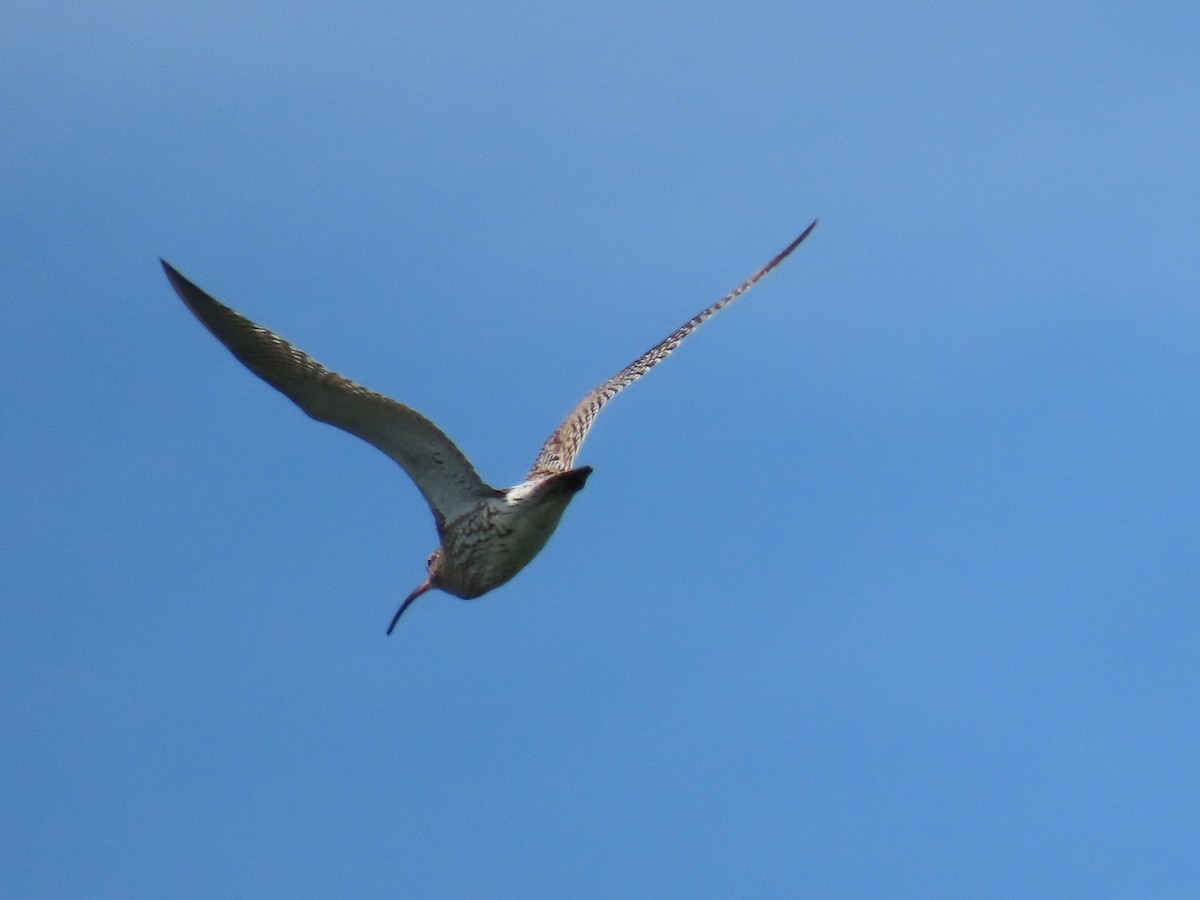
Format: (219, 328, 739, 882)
(161, 262, 499, 534)
(527, 219, 817, 477)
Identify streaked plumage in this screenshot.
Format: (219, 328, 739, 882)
(162, 220, 816, 632)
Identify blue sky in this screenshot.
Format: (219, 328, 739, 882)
(3, 1, 1197, 896)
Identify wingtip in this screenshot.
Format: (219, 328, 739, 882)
(159, 260, 206, 305)
(756, 218, 819, 279)
(160, 258, 185, 287)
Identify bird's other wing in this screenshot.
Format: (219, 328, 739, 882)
(526, 220, 817, 477)
(162, 261, 499, 533)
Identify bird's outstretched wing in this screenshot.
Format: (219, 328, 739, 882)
(162, 262, 499, 533)
(526, 220, 817, 477)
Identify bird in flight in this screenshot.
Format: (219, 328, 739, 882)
(163, 219, 816, 633)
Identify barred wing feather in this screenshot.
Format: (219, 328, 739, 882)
(162, 262, 497, 533)
(527, 220, 817, 477)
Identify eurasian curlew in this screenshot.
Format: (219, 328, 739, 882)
(162, 220, 816, 633)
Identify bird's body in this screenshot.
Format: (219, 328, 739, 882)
(432, 465, 593, 599)
(162, 220, 815, 631)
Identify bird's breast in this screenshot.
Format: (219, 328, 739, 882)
(435, 470, 590, 599)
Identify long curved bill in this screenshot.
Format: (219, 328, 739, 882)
(387, 579, 433, 635)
